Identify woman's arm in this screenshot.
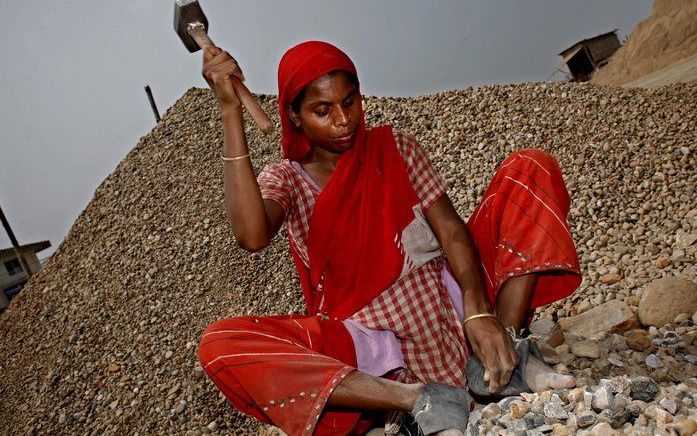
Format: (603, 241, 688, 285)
(425, 194, 519, 393)
(202, 46, 285, 251)
(220, 106, 285, 251)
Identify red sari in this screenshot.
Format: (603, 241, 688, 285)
(197, 41, 581, 435)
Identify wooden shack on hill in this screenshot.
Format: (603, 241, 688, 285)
(559, 30, 621, 82)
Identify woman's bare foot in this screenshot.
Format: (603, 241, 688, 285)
(435, 430, 465, 435)
(524, 354, 576, 392)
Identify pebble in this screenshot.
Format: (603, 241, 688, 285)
(599, 273, 622, 284)
(555, 344, 571, 354)
(544, 402, 568, 420)
(670, 418, 697, 436)
(175, 401, 187, 414)
(645, 354, 663, 368)
(577, 410, 597, 428)
(0, 78, 696, 434)
(567, 387, 584, 404)
(552, 423, 571, 436)
(674, 313, 691, 325)
(481, 403, 502, 419)
(607, 357, 624, 367)
(591, 422, 615, 435)
(650, 405, 674, 424)
(625, 330, 652, 351)
(653, 257, 672, 269)
(539, 341, 562, 364)
(572, 341, 602, 359)
(630, 377, 660, 402)
(559, 300, 639, 339)
(509, 400, 529, 420)
(592, 386, 615, 411)
(659, 397, 678, 415)
(627, 399, 648, 416)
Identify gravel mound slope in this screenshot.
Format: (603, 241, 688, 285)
(0, 82, 695, 434)
(592, 0, 697, 86)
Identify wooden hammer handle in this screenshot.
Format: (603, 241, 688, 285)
(187, 23, 274, 134)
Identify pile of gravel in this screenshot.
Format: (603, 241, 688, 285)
(0, 81, 695, 435)
(467, 312, 697, 435)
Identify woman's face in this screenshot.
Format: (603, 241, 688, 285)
(288, 70, 361, 154)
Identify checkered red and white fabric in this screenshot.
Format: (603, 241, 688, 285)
(258, 130, 468, 388)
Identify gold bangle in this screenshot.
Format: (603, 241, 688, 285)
(221, 153, 250, 162)
(463, 313, 496, 326)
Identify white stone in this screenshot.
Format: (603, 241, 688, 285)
(592, 387, 615, 411)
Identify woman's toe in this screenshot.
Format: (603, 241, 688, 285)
(435, 430, 465, 436)
(550, 373, 576, 389)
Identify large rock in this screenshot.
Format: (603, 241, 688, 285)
(529, 318, 565, 347)
(559, 300, 639, 339)
(638, 277, 697, 327)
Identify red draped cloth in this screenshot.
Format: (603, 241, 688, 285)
(198, 315, 367, 435)
(466, 149, 581, 309)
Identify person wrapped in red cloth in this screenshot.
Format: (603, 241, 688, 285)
(197, 40, 581, 435)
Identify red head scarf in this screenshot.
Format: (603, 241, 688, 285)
(277, 41, 420, 319)
(278, 41, 363, 161)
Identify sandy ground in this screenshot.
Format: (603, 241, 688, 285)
(590, 0, 697, 87)
(623, 53, 697, 88)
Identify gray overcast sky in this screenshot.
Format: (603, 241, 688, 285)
(1, 0, 652, 257)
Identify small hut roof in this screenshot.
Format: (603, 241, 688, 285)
(559, 29, 619, 56)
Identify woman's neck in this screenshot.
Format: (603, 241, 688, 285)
(297, 144, 346, 190)
(302, 144, 344, 172)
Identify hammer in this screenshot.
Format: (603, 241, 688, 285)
(174, 0, 274, 134)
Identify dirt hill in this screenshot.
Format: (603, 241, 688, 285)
(592, 0, 697, 85)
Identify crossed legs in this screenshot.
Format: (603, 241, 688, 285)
(326, 272, 575, 415)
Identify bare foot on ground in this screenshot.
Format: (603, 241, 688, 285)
(524, 354, 576, 392)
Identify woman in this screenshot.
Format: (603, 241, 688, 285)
(197, 41, 581, 435)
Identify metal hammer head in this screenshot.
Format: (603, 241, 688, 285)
(174, 0, 209, 52)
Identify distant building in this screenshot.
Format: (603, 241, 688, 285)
(1, 240, 51, 298)
(559, 30, 621, 82)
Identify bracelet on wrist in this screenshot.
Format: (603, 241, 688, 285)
(462, 312, 497, 326)
(221, 153, 250, 162)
